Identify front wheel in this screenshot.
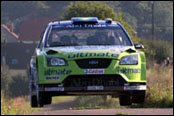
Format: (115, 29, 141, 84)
(31, 94, 38, 107)
(119, 95, 132, 106)
(132, 91, 145, 103)
(30, 67, 43, 107)
(43, 95, 52, 105)
(30, 68, 38, 108)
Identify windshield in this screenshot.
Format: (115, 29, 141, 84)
(46, 27, 132, 47)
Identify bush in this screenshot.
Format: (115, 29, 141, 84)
(1, 66, 29, 98)
(1, 91, 31, 115)
(1, 66, 13, 96)
(139, 38, 173, 67)
(63, 1, 138, 43)
(1, 91, 18, 115)
(145, 66, 173, 108)
(9, 74, 29, 98)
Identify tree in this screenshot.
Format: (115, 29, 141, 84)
(63, 1, 138, 43)
(106, 1, 173, 41)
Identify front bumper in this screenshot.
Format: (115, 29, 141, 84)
(38, 74, 146, 96)
(40, 85, 146, 92)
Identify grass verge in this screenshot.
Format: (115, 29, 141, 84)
(144, 65, 173, 108)
(115, 112, 131, 115)
(1, 91, 31, 115)
(1, 92, 75, 115)
(52, 96, 75, 104)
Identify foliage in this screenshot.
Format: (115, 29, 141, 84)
(1, 91, 37, 115)
(139, 38, 173, 66)
(2, 1, 172, 42)
(9, 74, 29, 98)
(1, 91, 19, 115)
(1, 66, 13, 96)
(1, 1, 70, 33)
(63, 1, 116, 20)
(115, 112, 131, 115)
(63, 1, 138, 43)
(52, 96, 75, 104)
(1, 66, 29, 97)
(106, 1, 173, 41)
(145, 66, 173, 108)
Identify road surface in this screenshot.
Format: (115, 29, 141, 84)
(31, 99, 173, 115)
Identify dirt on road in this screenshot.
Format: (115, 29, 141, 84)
(31, 99, 173, 115)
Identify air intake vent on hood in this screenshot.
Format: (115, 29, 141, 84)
(46, 50, 58, 55)
(125, 48, 136, 53)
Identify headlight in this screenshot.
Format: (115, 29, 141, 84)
(119, 55, 138, 65)
(47, 57, 67, 66)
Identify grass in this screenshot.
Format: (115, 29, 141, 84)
(1, 92, 75, 115)
(52, 96, 75, 104)
(144, 65, 173, 108)
(1, 91, 43, 115)
(1, 91, 30, 115)
(115, 112, 131, 115)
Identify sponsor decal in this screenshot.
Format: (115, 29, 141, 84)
(45, 87, 64, 92)
(87, 86, 104, 91)
(65, 24, 106, 28)
(68, 52, 119, 58)
(45, 76, 60, 81)
(44, 69, 72, 75)
(124, 85, 146, 90)
(116, 67, 141, 74)
(84, 69, 105, 74)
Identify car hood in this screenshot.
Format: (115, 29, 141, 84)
(44, 46, 136, 60)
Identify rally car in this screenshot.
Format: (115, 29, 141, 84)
(29, 17, 146, 107)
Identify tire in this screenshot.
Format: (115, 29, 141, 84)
(30, 85, 39, 107)
(30, 68, 39, 108)
(30, 70, 43, 107)
(37, 94, 52, 107)
(31, 95, 38, 107)
(37, 91, 44, 107)
(132, 91, 145, 103)
(39, 98, 44, 107)
(43, 95, 52, 105)
(119, 95, 132, 106)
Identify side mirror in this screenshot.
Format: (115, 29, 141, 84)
(134, 44, 144, 49)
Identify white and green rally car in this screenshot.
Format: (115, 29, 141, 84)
(29, 17, 146, 107)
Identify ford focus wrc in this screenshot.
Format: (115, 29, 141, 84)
(29, 17, 146, 107)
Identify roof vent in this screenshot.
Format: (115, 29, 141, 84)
(105, 18, 112, 24)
